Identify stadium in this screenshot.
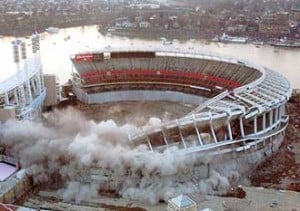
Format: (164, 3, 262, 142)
(67, 48, 293, 201)
(0, 34, 46, 121)
(71, 48, 291, 156)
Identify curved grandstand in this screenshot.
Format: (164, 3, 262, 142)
(71, 48, 292, 157)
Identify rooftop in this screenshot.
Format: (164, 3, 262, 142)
(169, 194, 196, 208)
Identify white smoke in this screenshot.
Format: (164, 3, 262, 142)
(0, 107, 243, 204)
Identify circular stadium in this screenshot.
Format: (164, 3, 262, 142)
(68, 48, 292, 201)
(71, 48, 291, 154)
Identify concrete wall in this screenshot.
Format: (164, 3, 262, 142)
(73, 87, 207, 105)
(0, 175, 32, 204)
(0, 106, 16, 122)
(44, 74, 58, 106)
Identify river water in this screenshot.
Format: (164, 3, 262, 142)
(0, 25, 299, 88)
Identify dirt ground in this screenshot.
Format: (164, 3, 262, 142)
(75, 100, 196, 126)
(251, 102, 300, 192)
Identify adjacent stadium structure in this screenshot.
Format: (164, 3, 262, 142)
(0, 34, 46, 121)
(71, 48, 292, 156)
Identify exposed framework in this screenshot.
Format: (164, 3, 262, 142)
(71, 48, 292, 156)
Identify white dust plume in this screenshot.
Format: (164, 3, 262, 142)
(0, 107, 250, 204)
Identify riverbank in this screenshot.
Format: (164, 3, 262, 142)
(99, 27, 214, 41)
(0, 12, 118, 37)
(2, 21, 300, 50)
(100, 27, 300, 48)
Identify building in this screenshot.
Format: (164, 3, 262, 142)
(69, 48, 291, 201)
(139, 21, 150, 28)
(227, 25, 247, 35)
(167, 195, 197, 211)
(0, 34, 46, 122)
(259, 13, 290, 36)
(43, 74, 61, 107)
(115, 17, 133, 28)
(292, 0, 300, 22)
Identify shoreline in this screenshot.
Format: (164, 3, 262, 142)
(1, 23, 300, 50)
(99, 27, 211, 41)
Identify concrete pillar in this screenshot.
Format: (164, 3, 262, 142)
(254, 116, 258, 133)
(262, 113, 266, 130)
(227, 120, 233, 140)
(36, 74, 41, 94)
(209, 113, 218, 143)
(14, 89, 19, 106)
(146, 136, 153, 151)
(13, 43, 20, 63)
(26, 81, 32, 103)
(240, 117, 245, 137)
(192, 114, 203, 145)
(4, 93, 9, 105)
(269, 110, 273, 127)
(31, 79, 37, 96)
(18, 85, 26, 106)
(162, 130, 169, 145)
(275, 107, 279, 123)
(279, 105, 282, 119)
(177, 121, 187, 148)
(282, 104, 286, 115)
(21, 42, 27, 60)
(40, 70, 45, 91)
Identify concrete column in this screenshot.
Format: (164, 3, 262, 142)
(177, 120, 187, 148)
(279, 105, 283, 119)
(227, 120, 233, 140)
(278, 106, 281, 120)
(26, 81, 32, 103)
(209, 113, 218, 143)
(146, 136, 153, 151)
(31, 78, 37, 96)
(36, 74, 41, 94)
(275, 107, 279, 123)
(4, 93, 9, 105)
(14, 89, 19, 106)
(240, 117, 245, 137)
(19, 85, 26, 106)
(282, 104, 286, 115)
(254, 116, 258, 133)
(162, 130, 169, 145)
(269, 110, 273, 127)
(40, 70, 45, 91)
(192, 114, 203, 145)
(262, 113, 266, 130)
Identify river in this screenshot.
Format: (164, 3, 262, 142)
(0, 25, 299, 88)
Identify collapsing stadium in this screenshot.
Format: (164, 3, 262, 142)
(0, 43, 292, 205)
(68, 48, 292, 202)
(71, 49, 291, 158)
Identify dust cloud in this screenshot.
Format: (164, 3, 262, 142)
(0, 107, 242, 204)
